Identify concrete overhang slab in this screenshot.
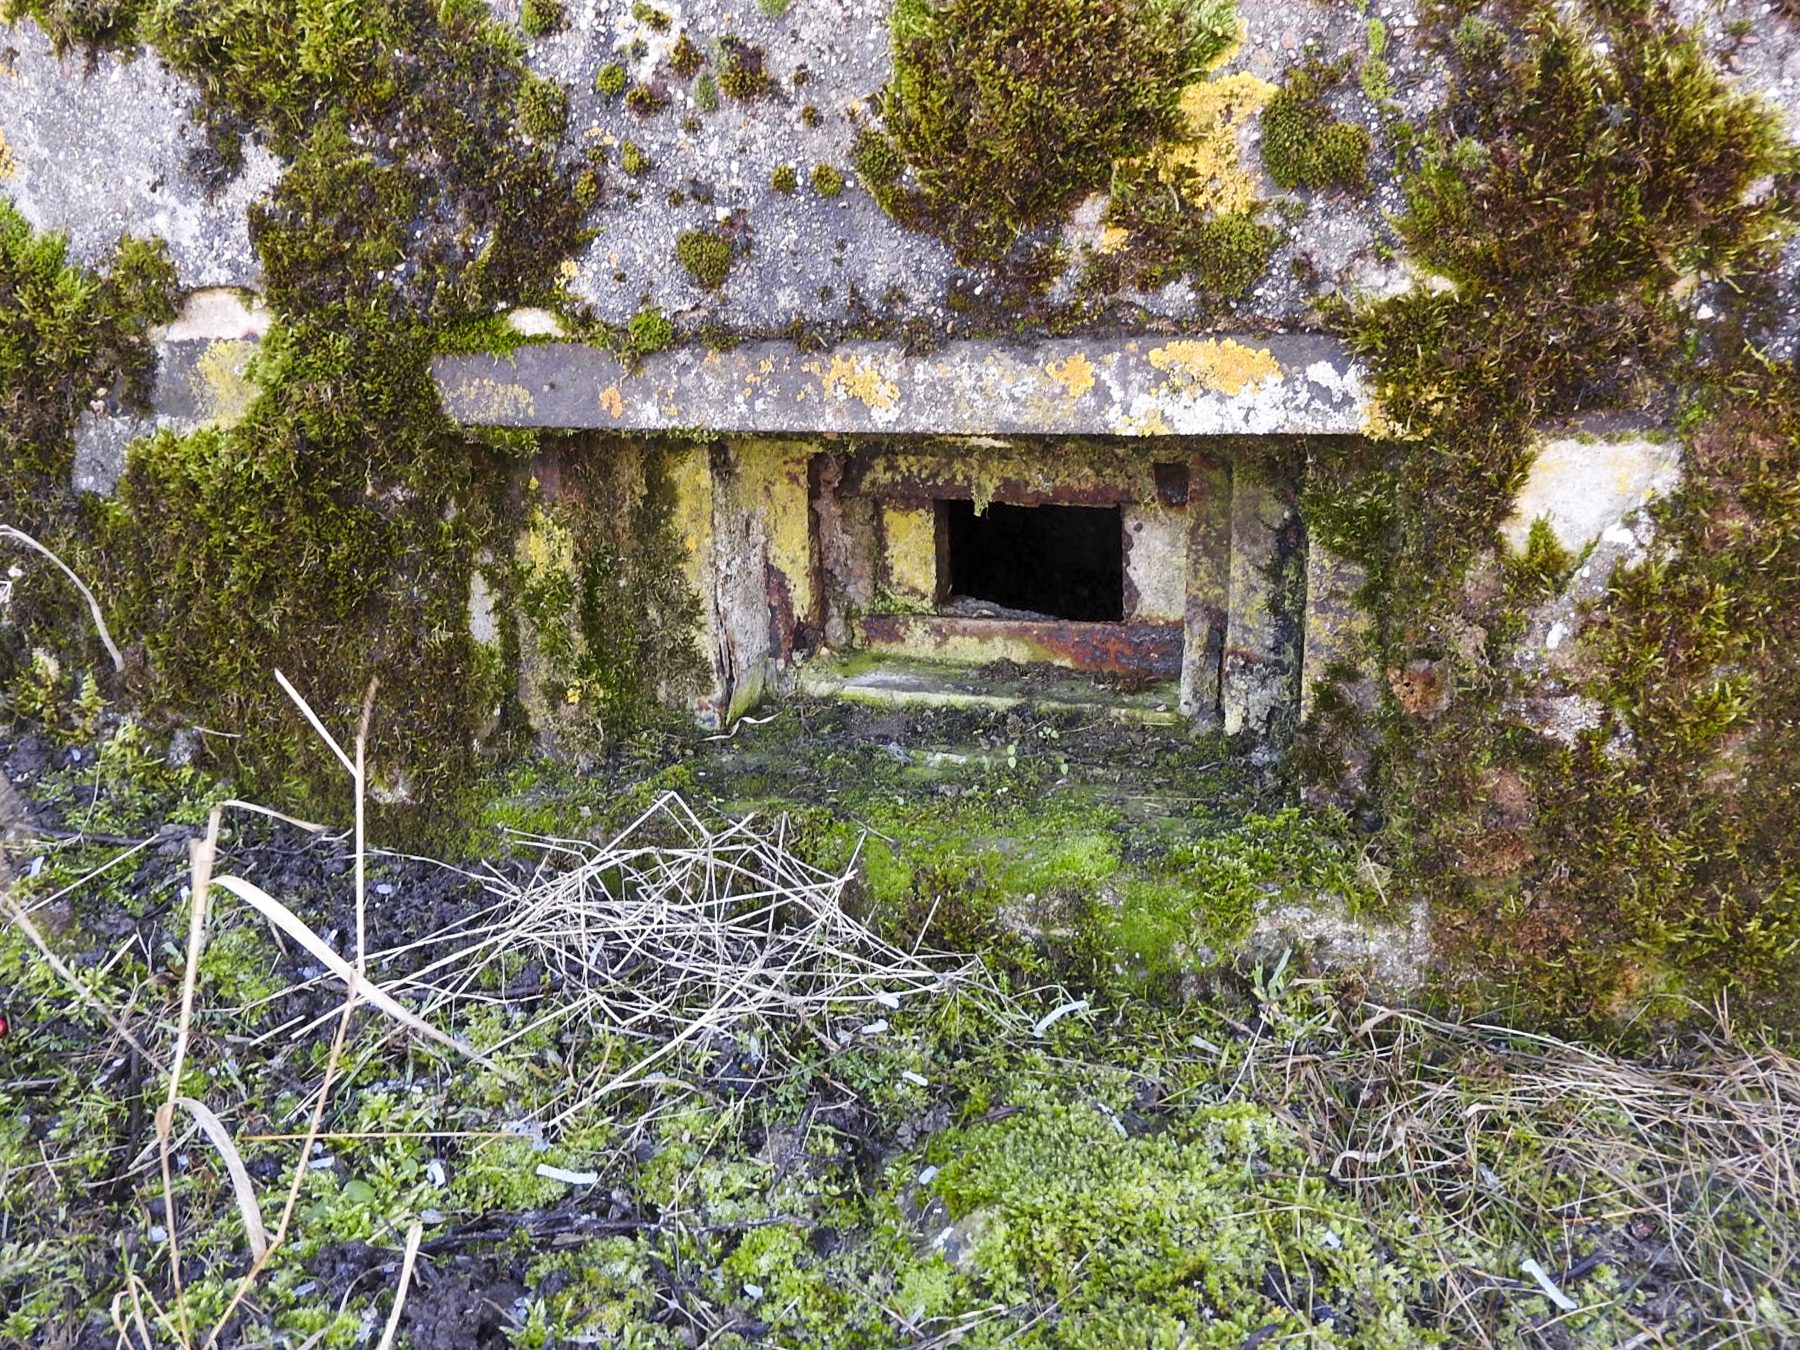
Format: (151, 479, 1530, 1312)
(431, 334, 1369, 437)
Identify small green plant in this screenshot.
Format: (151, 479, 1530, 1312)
(621, 140, 650, 175)
(1365, 15, 1387, 57)
(758, 0, 792, 14)
(520, 0, 565, 36)
(632, 1, 672, 30)
(811, 163, 844, 197)
(676, 230, 733, 288)
(625, 305, 675, 355)
(1451, 13, 1505, 65)
(800, 102, 821, 127)
(770, 163, 798, 193)
(669, 32, 705, 78)
(694, 71, 721, 112)
(517, 72, 570, 141)
(1359, 56, 1393, 103)
(574, 168, 602, 207)
(594, 61, 628, 97)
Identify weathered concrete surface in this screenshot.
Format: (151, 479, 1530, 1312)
(799, 656, 1184, 725)
(71, 289, 270, 495)
(1221, 462, 1301, 736)
(1300, 542, 1368, 720)
(1500, 434, 1683, 555)
(0, 22, 277, 287)
(433, 334, 1367, 435)
(489, 0, 1436, 334)
(856, 615, 1185, 677)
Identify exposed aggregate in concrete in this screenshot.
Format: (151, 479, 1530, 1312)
(0, 20, 277, 289)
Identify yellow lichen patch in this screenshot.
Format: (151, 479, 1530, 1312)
(455, 377, 535, 421)
(599, 385, 625, 419)
(558, 258, 579, 282)
(1045, 352, 1096, 400)
(880, 503, 939, 604)
(1122, 73, 1275, 218)
(814, 354, 900, 410)
(1148, 338, 1281, 396)
(1359, 394, 1421, 442)
(0, 127, 15, 180)
(193, 340, 260, 427)
(1099, 225, 1131, 254)
(1118, 407, 1173, 436)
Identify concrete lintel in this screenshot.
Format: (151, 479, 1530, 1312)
(431, 334, 1368, 437)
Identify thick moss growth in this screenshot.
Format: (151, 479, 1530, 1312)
(0, 203, 176, 689)
(519, 71, 571, 140)
(878, 0, 1237, 261)
(105, 314, 509, 810)
(1259, 58, 1371, 193)
(512, 440, 707, 762)
(594, 60, 628, 96)
(1306, 1, 1794, 1020)
(72, 0, 587, 818)
(519, 0, 563, 36)
(1546, 364, 1800, 995)
(0, 205, 175, 526)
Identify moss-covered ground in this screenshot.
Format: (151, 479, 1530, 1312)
(5, 689, 1798, 1347)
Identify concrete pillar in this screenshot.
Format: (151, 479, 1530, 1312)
(1178, 454, 1232, 726)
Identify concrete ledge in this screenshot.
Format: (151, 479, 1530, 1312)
(432, 334, 1369, 436)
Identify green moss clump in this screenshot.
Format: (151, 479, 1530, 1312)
(621, 140, 650, 175)
(717, 35, 771, 100)
(693, 70, 721, 112)
(594, 61, 628, 96)
(810, 162, 844, 197)
(632, 0, 671, 29)
(668, 31, 704, 78)
(769, 163, 798, 193)
(879, 0, 1237, 260)
(800, 101, 821, 127)
(519, 0, 564, 36)
(1, 0, 148, 51)
(624, 306, 674, 355)
(517, 71, 570, 140)
(850, 128, 905, 211)
(0, 206, 175, 527)
(676, 230, 733, 289)
(625, 83, 666, 117)
(73, 0, 587, 818)
(1260, 59, 1371, 192)
(1094, 172, 1279, 296)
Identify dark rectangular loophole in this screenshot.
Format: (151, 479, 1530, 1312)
(942, 500, 1123, 622)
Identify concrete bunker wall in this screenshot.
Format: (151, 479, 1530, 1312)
(505, 431, 1333, 740)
